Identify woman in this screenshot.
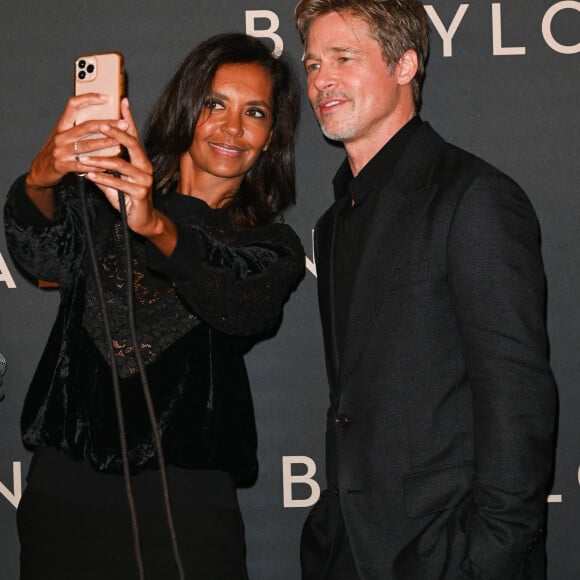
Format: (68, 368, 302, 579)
(4, 33, 304, 579)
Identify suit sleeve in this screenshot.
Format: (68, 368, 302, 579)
(446, 172, 557, 579)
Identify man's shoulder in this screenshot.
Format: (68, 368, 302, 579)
(424, 125, 518, 187)
(440, 142, 526, 203)
(427, 132, 539, 227)
(406, 124, 536, 225)
(443, 141, 503, 174)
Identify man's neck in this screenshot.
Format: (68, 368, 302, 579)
(345, 109, 416, 177)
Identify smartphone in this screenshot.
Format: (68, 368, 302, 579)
(74, 52, 125, 157)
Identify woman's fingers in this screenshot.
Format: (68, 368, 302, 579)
(120, 98, 139, 137)
(68, 134, 120, 158)
(84, 169, 141, 196)
(56, 93, 111, 132)
(78, 100, 160, 239)
(65, 94, 128, 162)
(96, 122, 153, 176)
(84, 162, 157, 237)
(28, 94, 126, 188)
(80, 155, 152, 190)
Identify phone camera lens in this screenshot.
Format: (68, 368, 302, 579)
(87, 64, 95, 74)
(78, 59, 86, 69)
(78, 71, 86, 80)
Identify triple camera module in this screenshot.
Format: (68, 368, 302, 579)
(76, 58, 96, 81)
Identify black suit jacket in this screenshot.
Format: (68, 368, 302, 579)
(308, 123, 557, 580)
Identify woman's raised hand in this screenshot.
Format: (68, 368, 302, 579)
(26, 93, 125, 190)
(81, 99, 175, 251)
(24, 93, 126, 218)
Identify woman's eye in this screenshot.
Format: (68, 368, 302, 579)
(204, 99, 224, 110)
(247, 108, 266, 118)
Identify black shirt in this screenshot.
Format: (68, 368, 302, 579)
(333, 117, 422, 353)
(4, 176, 304, 483)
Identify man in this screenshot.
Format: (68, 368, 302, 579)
(293, 1, 557, 579)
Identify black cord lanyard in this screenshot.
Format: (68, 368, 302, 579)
(77, 175, 185, 580)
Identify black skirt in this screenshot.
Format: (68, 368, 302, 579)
(17, 448, 249, 580)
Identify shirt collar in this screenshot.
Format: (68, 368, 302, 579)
(333, 116, 423, 206)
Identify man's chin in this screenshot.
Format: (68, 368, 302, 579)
(320, 123, 354, 143)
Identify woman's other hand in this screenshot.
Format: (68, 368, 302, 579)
(82, 98, 177, 255)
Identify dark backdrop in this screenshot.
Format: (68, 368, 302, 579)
(1, 1, 578, 578)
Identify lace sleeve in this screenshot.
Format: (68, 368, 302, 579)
(148, 222, 305, 336)
(3, 174, 88, 286)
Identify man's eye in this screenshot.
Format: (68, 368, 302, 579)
(305, 62, 319, 73)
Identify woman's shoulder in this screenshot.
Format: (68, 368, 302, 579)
(237, 220, 304, 253)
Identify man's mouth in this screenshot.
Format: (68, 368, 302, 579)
(317, 97, 349, 114)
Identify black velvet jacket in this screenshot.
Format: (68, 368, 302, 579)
(4, 175, 304, 484)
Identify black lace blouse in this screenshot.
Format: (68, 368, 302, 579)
(4, 175, 304, 485)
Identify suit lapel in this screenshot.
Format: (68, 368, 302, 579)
(337, 123, 445, 388)
(316, 193, 350, 391)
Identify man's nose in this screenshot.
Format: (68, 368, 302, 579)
(312, 63, 336, 91)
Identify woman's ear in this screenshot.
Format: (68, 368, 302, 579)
(263, 130, 273, 152)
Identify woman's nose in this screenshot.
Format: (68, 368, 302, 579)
(220, 111, 244, 137)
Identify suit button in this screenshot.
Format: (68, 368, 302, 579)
(527, 529, 544, 552)
(335, 414, 351, 427)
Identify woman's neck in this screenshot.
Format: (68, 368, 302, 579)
(178, 153, 241, 208)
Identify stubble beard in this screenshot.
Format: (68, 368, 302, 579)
(313, 96, 357, 143)
(317, 111, 358, 143)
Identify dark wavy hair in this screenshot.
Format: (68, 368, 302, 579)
(143, 33, 300, 227)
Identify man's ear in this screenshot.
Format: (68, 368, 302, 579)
(396, 49, 419, 86)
